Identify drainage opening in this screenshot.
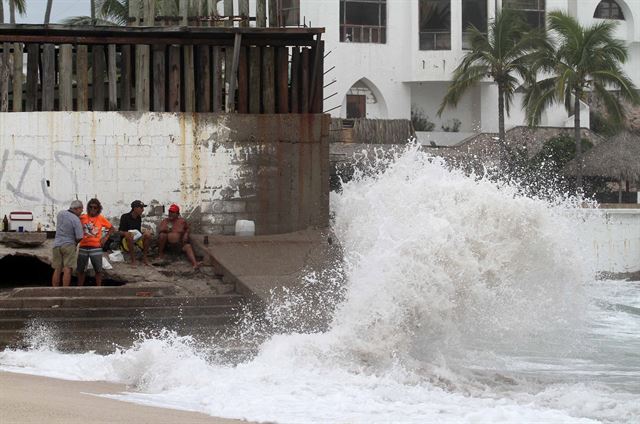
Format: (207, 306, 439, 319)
(0, 254, 126, 288)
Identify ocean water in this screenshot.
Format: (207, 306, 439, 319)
(1, 146, 639, 423)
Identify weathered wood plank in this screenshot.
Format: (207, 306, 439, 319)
(290, 47, 300, 113)
(212, 47, 223, 112)
(256, 0, 267, 28)
(183, 45, 195, 112)
(180, 0, 188, 25)
(92, 44, 106, 111)
(120, 45, 132, 110)
(41, 44, 55, 111)
(167, 44, 181, 112)
(196, 45, 211, 112)
(76, 45, 89, 111)
(224, 46, 233, 111)
(300, 47, 309, 113)
(224, 0, 233, 27)
(268, 0, 277, 27)
(59, 44, 73, 111)
(108, 44, 118, 110)
(310, 38, 324, 113)
(248, 46, 261, 113)
(25, 43, 39, 112)
(226, 33, 242, 112)
(237, 46, 248, 113)
(239, 0, 250, 27)
(12, 43, 23, 112)
(143, 0, 156, 26)
(152, 44, 166, 111)
(262, 47, 275, 113)
(276, 46, 289, 113)
(1, 43, 9, 112)
(135, 44, 150, 111)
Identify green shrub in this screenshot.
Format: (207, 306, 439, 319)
(411, 106, 435, 131)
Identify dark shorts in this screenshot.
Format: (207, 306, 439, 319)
(77, 247, 104, 273)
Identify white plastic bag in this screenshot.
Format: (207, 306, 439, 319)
(102, 257, 113, 270)
(128, 229, 143, 242)
(108, 250, 125, 262)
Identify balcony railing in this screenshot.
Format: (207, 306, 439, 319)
(0, 24, 325, 114)
(419, 31, 451, 50)
(340, 24, 386, 44)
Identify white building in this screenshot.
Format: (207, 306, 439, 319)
(270, 0, 640, 141)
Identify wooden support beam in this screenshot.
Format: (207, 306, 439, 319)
(59, 44, 73, 111)
(108, 44, 118, 110)
(120, 45, 132, 110)
(256, 0, 266, 28)
(237, 46, 248, 113)
(196, 45, 211, 112)
(25, 43, 39, 112)
(167, 44, 181, 112)
(290, 47, 300, 113)
(276, 46, 289, 113)
(212, 46, 223, 112)
(41, 44, 56, 111)
(92, 44, 106, 111)
(76, 45, 89, 111)
(262, 46, 275, 113)
(268, 0, 277, 27)
(135, 44, 150, 111)
(226, 33, 242, 112)
(180, 0, 188, 26)
(143, 0, 156, 26)
(1, 43, 9, 111)
(183, 45, 195, 112)
(300, 47, 309, 113)
(152, 44, 166, 111)
(224, 0, 234, 27)
(12, 43, 23, 111)
(309, 36, 322, 113)
(239, 0, 250, 27)
(248, 46, 261, 113)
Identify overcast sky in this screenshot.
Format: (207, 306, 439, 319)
(14, 0, 91, 24)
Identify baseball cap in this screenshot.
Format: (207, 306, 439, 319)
(131, 200, 147, 209)
(168, 204, 180, 213)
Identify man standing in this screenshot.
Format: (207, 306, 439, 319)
(118, 200, 152, 265)
(51, 200, 84, 287)
(158, 204, 201, 269)
(77, 198, 114, 287)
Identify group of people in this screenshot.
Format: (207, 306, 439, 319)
(51, 199, 200, 287)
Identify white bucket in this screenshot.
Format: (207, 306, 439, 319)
(235, 220, 255, 237)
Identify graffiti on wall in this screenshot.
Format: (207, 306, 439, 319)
(0, 149, 91, 205)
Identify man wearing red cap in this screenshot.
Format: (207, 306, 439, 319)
(158, 204, 201, 269)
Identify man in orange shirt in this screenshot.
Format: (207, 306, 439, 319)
(77, 198, 114, 286)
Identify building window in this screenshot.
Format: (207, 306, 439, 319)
(340, 0, 387, 44)
(462, 0, 487, 50)
(503, 0, 545, 29)
(594, 0, 625, 20)
(277, 0, 300, 26)
(419, 0, 451, 50)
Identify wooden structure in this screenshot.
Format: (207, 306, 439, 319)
(0, 24, 324, 114)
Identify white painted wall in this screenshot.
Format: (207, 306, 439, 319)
(287, 0, 638, 132)
(0, 112, 239, 231)
(585, 209, 640, 273)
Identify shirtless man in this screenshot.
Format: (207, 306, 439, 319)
(157, 204, 201, 269)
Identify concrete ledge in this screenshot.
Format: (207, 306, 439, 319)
(191, 228, 338, 304)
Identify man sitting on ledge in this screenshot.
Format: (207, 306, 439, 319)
(119, 200, 152, 266)
(157, 204, 202, 269)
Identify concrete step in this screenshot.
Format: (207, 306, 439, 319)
(0, 295, 245, 309)
(0, 314, 236, 331)
(0, 305, 238, 319)
(8, 286, 177, 298)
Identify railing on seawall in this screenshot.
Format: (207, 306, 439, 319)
(0, 24, 324, 114)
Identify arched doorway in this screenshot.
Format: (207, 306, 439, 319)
(343, 78, 388, 119)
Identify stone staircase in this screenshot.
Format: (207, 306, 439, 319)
(0, 286, 252, 355)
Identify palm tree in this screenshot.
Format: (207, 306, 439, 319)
(63, 0, 190, 26)
(44, 0, 53, 24)
(0, 0, 27, 24)
(524, 11, 640, 190)
(438, 9, 539, 167)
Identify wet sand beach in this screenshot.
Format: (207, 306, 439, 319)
(0, 371, 251, 424)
